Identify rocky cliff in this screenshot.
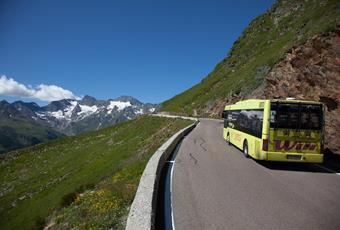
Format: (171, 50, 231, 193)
(255, 29, 340, 154)
(212, 28, 340, 154)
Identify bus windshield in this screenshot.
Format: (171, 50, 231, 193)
(270, 103, 322, 130)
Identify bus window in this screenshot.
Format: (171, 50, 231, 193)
(300, 104, 323, 130)
(270, 103, 322, 130)
(227, 109, 263, 138)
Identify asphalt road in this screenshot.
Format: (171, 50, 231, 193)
(172, 119, 340, 230)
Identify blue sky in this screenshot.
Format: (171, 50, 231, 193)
(0, 0, 274, 104)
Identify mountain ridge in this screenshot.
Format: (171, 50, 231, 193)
(0, 95, 158, 154)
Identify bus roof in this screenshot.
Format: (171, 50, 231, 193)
(224, 99, 322, 110)
(270, 99, 322, 104)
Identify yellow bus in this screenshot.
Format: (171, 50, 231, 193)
(222, 99, 324, 163)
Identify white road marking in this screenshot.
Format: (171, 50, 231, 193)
(314, 164, 340, 176)
(170, 159, 176, 230)
(166, 161, 175, 163)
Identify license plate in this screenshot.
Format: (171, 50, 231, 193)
(286, 155, 302, 160)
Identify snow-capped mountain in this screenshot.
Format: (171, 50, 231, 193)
(11, 95, 158, 135)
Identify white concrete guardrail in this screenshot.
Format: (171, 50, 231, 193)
(126, 119, 198, 230)
(150, 113, 223, 122)
(149, 113, 199, 121)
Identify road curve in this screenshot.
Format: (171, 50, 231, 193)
(172, 119, 340, 230)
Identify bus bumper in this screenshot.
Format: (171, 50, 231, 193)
(265, 152, 323, 163)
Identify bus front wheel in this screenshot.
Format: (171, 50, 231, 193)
(243, 140, 249, 158)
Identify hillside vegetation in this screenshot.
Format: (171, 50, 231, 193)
(161, 0, 340, 116)
(0, 116, 192, 230)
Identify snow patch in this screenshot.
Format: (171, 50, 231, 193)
(37, 100, 78, 121)
(64, 101, 78, 118)
(36, 112, 46, 117)
(49, 110, 64, 119)
(107, 101, 132, 114)
(135, 108, 144, 115)
(77, 105, 98, 117)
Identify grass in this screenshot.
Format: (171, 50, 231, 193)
(0, 116, 193, 230)
(161, 0, 340, 116)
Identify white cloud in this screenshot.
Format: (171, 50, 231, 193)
(33, 84, 80, 101)
(0, 75, 80, 102)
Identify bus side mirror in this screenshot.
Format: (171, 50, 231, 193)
(222, 111, 227, 119)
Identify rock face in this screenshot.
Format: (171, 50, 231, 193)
(211, 29, 340, 154)
(257, 30, 340, 155)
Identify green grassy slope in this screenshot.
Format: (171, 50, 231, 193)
(161, 0, 340, 116)
(0, 116, 192, 230)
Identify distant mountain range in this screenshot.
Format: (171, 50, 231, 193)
(0, 95, 158, 153)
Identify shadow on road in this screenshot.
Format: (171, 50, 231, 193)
(255, 160, 333, 173)
(255, 152, 340, 174)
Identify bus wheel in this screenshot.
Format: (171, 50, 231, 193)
(243, 140, 249, 158)
(226, 133, 231, 145)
